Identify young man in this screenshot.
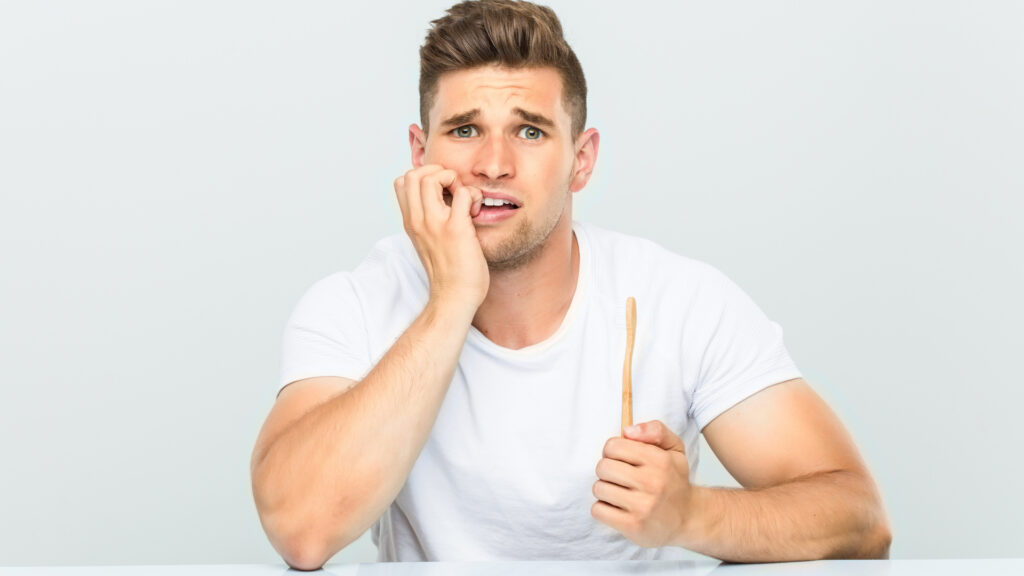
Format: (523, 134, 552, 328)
(251, 0, 892, 569)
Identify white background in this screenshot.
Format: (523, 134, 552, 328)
(1, 0, 1021, 566)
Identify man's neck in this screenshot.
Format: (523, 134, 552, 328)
(471, 218, 579, 350)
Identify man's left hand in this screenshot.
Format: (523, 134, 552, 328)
(591, 420, 699, 548)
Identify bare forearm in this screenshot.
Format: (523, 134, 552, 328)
(679, 470, 892, 562)
(253, 298, 474, 563)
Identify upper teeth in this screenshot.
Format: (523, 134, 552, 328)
(482, 198, 514, 207)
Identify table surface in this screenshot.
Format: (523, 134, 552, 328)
(4, 560, 1024, 575)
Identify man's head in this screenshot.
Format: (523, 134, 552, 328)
(409, 0, 598, 271)
(419, 0, 587, 141)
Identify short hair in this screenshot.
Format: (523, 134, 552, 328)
(419, 0, 587, 139)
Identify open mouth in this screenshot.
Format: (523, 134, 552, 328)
(442, 192, 520, 211)
(479, 197, 519, 211)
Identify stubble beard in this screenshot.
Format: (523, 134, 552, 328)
(481, 190, 568, 272)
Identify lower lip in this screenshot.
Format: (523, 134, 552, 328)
(473, 206, 519, 224)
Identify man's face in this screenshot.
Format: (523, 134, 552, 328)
(411, 65, 590, 270)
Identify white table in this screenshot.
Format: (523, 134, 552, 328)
(4, 560, 1024, 575)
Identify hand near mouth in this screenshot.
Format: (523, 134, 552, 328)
(394, 164, 489, 312)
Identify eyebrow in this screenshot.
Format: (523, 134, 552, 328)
(437, 107, 557, 130)
(439, 109, 480, 129)
(512, 107, 556, 129)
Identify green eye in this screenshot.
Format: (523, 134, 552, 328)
(454, 125, 476, 138)
(519, 126, 543, 140)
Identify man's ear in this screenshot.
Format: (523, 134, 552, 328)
(569, 128, 600, 193)
(409, 124, 427, 168)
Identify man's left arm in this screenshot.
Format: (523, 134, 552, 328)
(592, 377, 892, 562)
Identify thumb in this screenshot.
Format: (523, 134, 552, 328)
(623, 420, 686, 454)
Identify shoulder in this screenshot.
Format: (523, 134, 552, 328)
(295, 232, 426, 314)
(579, 221, 726, 300)
(353, 231, 423, 281)
(336, 231, 427, 294)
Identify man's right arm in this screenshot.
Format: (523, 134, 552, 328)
(251, 165, 486, 571)
(250, 295, 476, 570)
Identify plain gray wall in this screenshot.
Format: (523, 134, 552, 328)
(1, 0, 1021, 566)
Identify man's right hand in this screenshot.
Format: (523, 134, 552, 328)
(394, 164, 488, 312)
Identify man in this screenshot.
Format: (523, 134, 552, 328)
(250, 0, 892, 569)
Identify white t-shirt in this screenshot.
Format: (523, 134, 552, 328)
(278, 220, 802, 561)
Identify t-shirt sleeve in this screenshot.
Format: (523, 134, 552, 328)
(689, 268, 802, 432)
(276, 272, 372, 397)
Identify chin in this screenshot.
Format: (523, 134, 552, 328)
(481, 231, 547, 272)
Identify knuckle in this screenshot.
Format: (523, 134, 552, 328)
(644, 493, 659, 513)
(654, 451, 671, 468)
(669, 452, 687, 470)
(648, 477, 665, 494)
(424, 168, 446, 183)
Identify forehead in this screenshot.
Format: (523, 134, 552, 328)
(431, 66, 568, 126)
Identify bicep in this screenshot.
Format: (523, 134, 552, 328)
(251, 376, 358, 472)
(701, 378, 869, 489)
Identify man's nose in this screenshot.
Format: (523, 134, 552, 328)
(471, 134, 515, 181)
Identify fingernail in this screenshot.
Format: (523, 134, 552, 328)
(624, 425, 640, 436)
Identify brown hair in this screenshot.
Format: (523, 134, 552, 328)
(419, 0, 587, 139)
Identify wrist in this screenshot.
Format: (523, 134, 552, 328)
(426, 291, 481, 324)
(676, 484, 713, 549)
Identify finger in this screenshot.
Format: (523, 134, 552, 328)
(593, 479, 636, 512)
(449, 186, 474, 221)
(393, 175, 409, 228)
(624, 420, 687, 454)
(602, 437, 647, 467)
(466, 185, 483, 218)
(591, 499, 633, 531)
(446, 173, 467, 200)
(595, 457, 642, 490)
(420, 168, 458, 223)
(450, 185, 484, 221)
(403, 165, 445, 228)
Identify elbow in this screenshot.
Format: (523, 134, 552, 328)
(871, 522, 893, 559)
(252, 466, 328, 569)
(848, 470, 893, 559)
(253, 490, 334, 570)
(866, 487, 894, 559)
(264, 517, 337, 571)
(826, 484, 893, 560)
(276, 524, 367, 570)
(251, 464, 368, 569)
(258, 508, 357, 570)
(274, 521, 367, 570)
(279, 537, 330, 572)
(846, 515, 892, 560)
(827, 520, 892, 560)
